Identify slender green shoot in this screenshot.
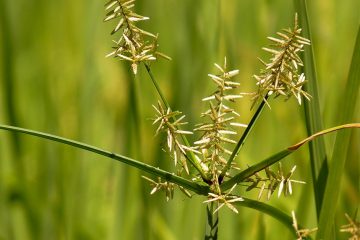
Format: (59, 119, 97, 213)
(219, 97, 267, 182)
(205, 202, 219, 240)
(144, 63, 170, 109)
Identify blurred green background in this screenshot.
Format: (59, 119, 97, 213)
(0, 0, 359, 239)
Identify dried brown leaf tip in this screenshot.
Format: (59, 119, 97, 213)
(104, 0, 170, 74)
(252, 13, 311, 107)
(340, 213, 360, 240)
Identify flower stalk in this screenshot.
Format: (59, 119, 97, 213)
(219, 96, 268, 183)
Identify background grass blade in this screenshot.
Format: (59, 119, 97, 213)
(317, 25, 360, 240)
(0, 2, 41, 238)
(124, 64, 150, 239)
(293, 0, 328, 218)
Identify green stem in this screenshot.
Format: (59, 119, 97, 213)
(0, 124, 210, 195)
(144, 63, 170, 109)
(205, 202, 219, 240)
(144, 63, 210, 182)
(219, 97, 268, 182)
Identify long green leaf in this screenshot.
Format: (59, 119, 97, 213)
(221, 149, 292, 191)
(293, 0, 328, 218)
(317, 25, 360, 240)
(0, 125, 209, 195)
(221, 124, 360, 191)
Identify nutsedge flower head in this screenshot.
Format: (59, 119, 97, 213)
(152, 101, 197, 174)
(245, 164, 305, 200)
(104, 0, 170, 74)
(203, 184, 243, 214)
(194, 58, 247, 187)
(340, 213, 360, 240)
(253, 13, 311, 107)
(292, 211, 318, 239)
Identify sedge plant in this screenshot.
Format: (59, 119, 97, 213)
(0, 0, 359, 239)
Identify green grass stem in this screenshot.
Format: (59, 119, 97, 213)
(219, 97, 268, 182)
(205, 202, 219, 240)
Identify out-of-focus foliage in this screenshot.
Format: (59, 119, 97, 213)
(0, 0, 358, 239)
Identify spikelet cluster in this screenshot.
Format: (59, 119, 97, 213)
(340, 213, 360, 240)
(142, 175, 192, 201)
(194, 58, 247, 189)
(253, 14, 311, 107)
(152, 101, 197, 174)
(292, 211, 318, 239)
(245, 164, 305, 200)
(104, 0, 169, 74)
(203, 184, 243, 214)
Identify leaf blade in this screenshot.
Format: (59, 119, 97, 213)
(294, 0, 329, 218)
(317, 25, 360, 240)
(0, 124, 210, 195)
